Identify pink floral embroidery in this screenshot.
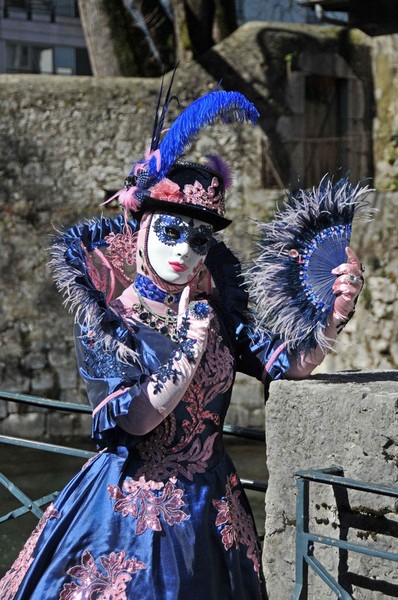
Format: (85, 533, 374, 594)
(213, 473, 261, 573)
(83, 229, 137, 299)
(183, 177, 222, 210)
(135, 325, 234, 481)
(59, 549, 146, 599)
(103, 229, 138, 287)
(0, 504, 60, 600)
(108, 476, 188, 535)
(149, 176, 225, 215)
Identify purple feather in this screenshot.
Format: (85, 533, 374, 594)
(206, 154, 233, 189)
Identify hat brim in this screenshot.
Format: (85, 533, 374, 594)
(141, 197, 232, 232)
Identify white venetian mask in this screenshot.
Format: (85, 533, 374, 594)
(146, 212, 213, 284)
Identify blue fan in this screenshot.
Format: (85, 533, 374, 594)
(245, 177, 372, 352)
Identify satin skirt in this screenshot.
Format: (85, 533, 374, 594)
(0, 447, 264, 600)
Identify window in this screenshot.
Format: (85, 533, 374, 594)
(4, 0, 78, 18)
(54, 47, 75, 75)
(6, 44, 52, 74)
(5, 43, 91, 75)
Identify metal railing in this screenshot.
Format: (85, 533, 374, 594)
(0, 390, 267, 525)
(292, 466, 398, 599)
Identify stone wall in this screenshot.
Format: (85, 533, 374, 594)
(372, 33, 398, 191)
(263, 371, 398, 599)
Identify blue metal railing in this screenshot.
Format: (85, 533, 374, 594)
(0, 390, 267, 524)
(292, 466, 398, 600)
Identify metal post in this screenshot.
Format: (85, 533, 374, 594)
(292, 475, 310, 600)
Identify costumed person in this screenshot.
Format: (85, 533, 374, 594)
(0, 81, 367, 600)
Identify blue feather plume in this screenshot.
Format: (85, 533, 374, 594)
(148, 90, 259, 179)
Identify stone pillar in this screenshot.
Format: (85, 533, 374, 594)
(263, 371, 398, 599)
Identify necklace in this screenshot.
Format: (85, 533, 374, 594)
(132, 283, 179, 342)
(134, 274, 182, 305)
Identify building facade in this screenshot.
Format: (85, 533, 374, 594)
(0, 0, 91, 75)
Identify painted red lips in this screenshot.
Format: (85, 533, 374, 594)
(169, 261, 188, 272)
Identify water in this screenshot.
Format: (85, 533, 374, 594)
(0, 437, 267, 577)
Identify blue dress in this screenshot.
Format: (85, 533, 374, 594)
(0, 216, 289, 600)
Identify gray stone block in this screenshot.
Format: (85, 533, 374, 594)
(2, 412, 46, 439)
(263, 371, 398, 600)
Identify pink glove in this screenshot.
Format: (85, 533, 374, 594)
(331, 247, 364, 328)
(117, 288, 213, 435)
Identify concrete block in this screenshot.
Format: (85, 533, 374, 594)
(263, 371, 398, 600)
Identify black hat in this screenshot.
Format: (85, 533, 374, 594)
(140, 160, 231, 231)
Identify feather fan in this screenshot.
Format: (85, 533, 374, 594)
(244, 176, 374, 353)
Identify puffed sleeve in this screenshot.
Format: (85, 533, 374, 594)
(74, 320, 146, 444)
(234, 323, 290, 383)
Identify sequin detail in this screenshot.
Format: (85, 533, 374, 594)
(150, 313, 197, 394)
(152, 214, 213, 255)
(134, 273, 181, 304)
(108, 476, 188, 535)
(80, 326, 128, 379)
(59, 549, 146, 599)
(213, 474, 261, 573)
(0, 504, 60, 600)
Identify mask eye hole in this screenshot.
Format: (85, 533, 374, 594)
(165, 227, 181, 241)
(191, 236, 208, 248)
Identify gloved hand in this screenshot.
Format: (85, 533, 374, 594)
(331, 247, 364, 328)
(117, 287, 214, 435)
(175, 286, 213, 362)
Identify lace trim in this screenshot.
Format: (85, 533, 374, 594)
(213, 473, 261, 573)
(108, 476, 188, 535)
(59, 549, 146, 599)
(0, 504, 60, 600)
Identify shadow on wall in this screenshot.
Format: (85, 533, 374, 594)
(333, 481, 398, 597)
